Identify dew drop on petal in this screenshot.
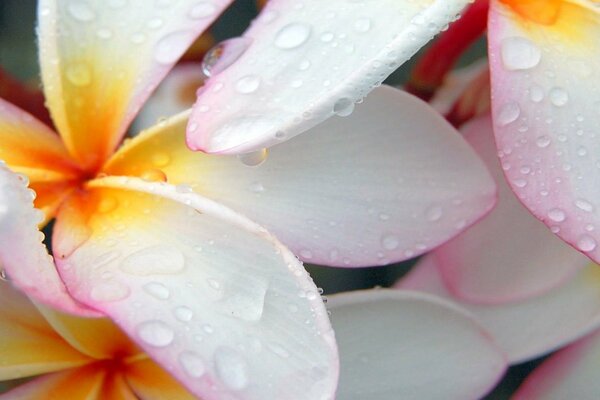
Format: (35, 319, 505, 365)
(67, 1, 96, 22)
(500, 36, 541, 71)
(496, 102, 520, 126)
(274, 22, 312, 49)
(179, 351, 206, 377)
(549, 87, 569, 107)
(238, 148, 268, 166)
(214, 347, 249, 390)
(66, 63, 92, 87)
(235, 75, 261, 94)
(381, 234, 399, 250)
(174, 306, 194, 322)
(353, 18, 372, 33)
(143, 282, 171, 300)
(577, 235, 597, 252)
(547, 208, 566, 222)
(201, 37, 252, 78)
(333, 98, 355, 117)
(137, 320, 175, 347)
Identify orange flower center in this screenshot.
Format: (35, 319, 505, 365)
(499, 0, 563, 25)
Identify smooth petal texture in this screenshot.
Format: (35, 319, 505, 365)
(0, 280, 92, 380)
(399, 256, 600, 363)
(105, 86, 496, 267)
(489, 1, 600, 262)
(38, 0, 232, 170)
(125, 359, 196, 400)
(0, 98, 81, 220)
(513, 329, 600, 400)
(35, 305, 140, 360)
(52, 177, 338, 400)
(0, 366, 105, 399)
(436, 116, 589, 303)
(328, 289, 506, 400)
(187, 0, 471, 153)
(0, 164, 98, 316)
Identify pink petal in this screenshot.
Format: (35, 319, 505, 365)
(329, 289, 506, 400)
(106, 86, 497, 267)
(37, 0, 232, 170)
(436, 115, 589, 303)
(513, 329, 600, 400)
(52, 176, 338, 400)
(399, 256, 600, 364)
(187, 0, 472, 154)
(0, 163, 98, 316)
(488, 2, 600, 262)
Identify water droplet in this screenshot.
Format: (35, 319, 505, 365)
(501, 36, 541, 70)
(333, 98, 354, 117)
(68, 1, 96, 22)
(536, 135, 551, 148)
(90, 282, 130, 302)
(179, 351, 206, 377)
(549, 87, 569, 107)
(497, 102, 520, 126)
(201, 37, 252, 78)
(354, 18, 372, 33)
(120, 245, 185, 276)
(577, 235, 597, 252)
(235, 75, 261, 94)
(151, 152, 171, 167)
(214, 347, 249, 390)
(381, 234, 399, 250)
(97, 196, 118, 213)
(66, 63, 92, 87)
(238, 148, 268, 166)
(174, 306, 194, 322)
(188, 2, 216, 19)
(140, 168, 167, 182)
(154, 30, 196, 64)
(137, 320, 175, 347)
(425, 205, 443, 222)
(547, 208, 566, 222)
(575, 199, 594, 213)
(274, 22, 312, 49)
(248, 181, 265, 193)
(143, 282, 171, 300)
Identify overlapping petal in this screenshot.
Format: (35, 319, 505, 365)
(489, 0, 600, 262)
(436, 116, 589, 303)
(52, 176, 338, 400)
(0, 98, 81, 220)
(38, 0, 233, 170)
(328, 289, 506, 400)
(399, 256, 600, 363)
(0, 280, 92, 380)
(186, 0, 472, 153)
(513, 329, 600, 400)
(125, 359, 196, 400)
(105, 86, 496, 267)
(0, 164, 98, 316)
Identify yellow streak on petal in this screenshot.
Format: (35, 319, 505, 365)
(125, 359, 197, 400)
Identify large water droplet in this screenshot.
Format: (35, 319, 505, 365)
(333, 98, 355, 117)
(214, 347, 249, 390)
(549, 87, 569, 107)
(201, 37, 252, 78)
(501, 37, 541, 71)
(497, 102, 520, 126)
(547, 208, 566, 222)
(575, 199, 594, 213)
(154, 30, 196, 64)
(274, 22, 312, 49)
(143, 282, 171, 300)
(238, 148, 268, 166)
(577, 234, 597, 252)
(120, 245, 185, 276)
(137, 320, 175, 347)
(174, 306, 194, 322)
(179, 351, 206, 377)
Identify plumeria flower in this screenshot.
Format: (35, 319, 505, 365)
(488, 1, 600, 261)
(0, 277, 507, 399)
(0, 1, 498, 399)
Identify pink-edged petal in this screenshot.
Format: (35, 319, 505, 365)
(38, 0, 232, 170)
(106, 86, 496, 267)
(0, 163, 98, 316)
(399, 256, 600, 364)
(436, 115, 589, 303)
(489, 1, 600, 262)
(52, 176, 338, 400)
(187, 0, 472, 154)
(328, 289, 506, 400)
(513, 329, 600, 400)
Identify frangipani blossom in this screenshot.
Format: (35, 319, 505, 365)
(0, 2, 497, 399)
(0, 278, 507, 400)
(488, 0, 600, 262)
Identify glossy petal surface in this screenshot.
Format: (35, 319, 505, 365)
(187, 0, 471, 153)
(0, 164, 98, 316)
(437, 116, 588, 303)
(489, 1, 600, 262)
(513, 329, 600, 400)
(106, 86, 496, 267)
(400, 256, 600, 363)
(52, 177, 338, 400)
(329, 289, 506, 400)
(38, 0, 232, 170)
(0, 280, 92, 380)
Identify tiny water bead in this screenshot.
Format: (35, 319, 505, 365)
(274, 22, 312, 49)
(136, 320, 175, 347)
(235, 75, 261, 94)
(174, 306, 194, 322)
(577, 234, 597, 252)
(143, 281, 171, 300)
(65, 63, 92, 87)
(201, 37, 252, 78)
